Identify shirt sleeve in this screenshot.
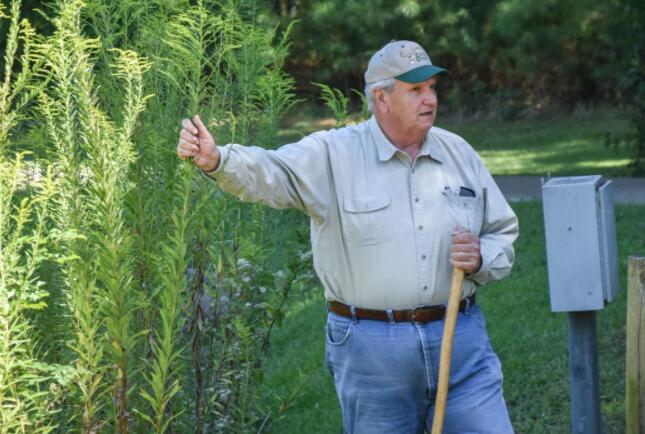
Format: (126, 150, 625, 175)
(203, 134, 332, 223)
(466, 156, 519, 285)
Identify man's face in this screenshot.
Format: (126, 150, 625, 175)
(380, 77, 438, 137)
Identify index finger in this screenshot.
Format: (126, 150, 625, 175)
(181, 118, 198, 135)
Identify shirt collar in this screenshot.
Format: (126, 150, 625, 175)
(423, 131, 446, 164)
(369, 116, 443, 164)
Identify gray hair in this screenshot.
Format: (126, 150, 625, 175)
(364, 78, 396, 113)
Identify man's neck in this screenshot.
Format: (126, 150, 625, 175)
(389, 139, 420, 161)
(375, 117, 425, 160)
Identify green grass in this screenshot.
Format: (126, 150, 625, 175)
(441, 114, 631, 177)
(261, 202, 645, 433)
(278, 107, 632, 177)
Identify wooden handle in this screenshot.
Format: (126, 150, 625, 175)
(431, 267, 465, 434)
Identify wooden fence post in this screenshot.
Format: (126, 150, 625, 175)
(627, 256, 645, 433)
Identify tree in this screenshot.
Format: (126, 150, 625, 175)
(606, 0, 645, 174)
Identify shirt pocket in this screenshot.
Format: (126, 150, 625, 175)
(342, 195, 393, 245)
(443, 190, 484, 235)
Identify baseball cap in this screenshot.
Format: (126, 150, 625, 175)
(364, 40, 447, 85)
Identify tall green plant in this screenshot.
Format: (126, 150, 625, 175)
(0, 0, 42, 153)
(36, 3, 107, 429)
(312, 82, 349, 127)
(3, 1, 311, 432)
(131, 2, 302, 431)
(37, 1, 151, 432)
(134, 3, 220, 431)
(0, 155, 59, 434)
(89, 48, 151, 434)
(137, 165, 192, 434)
(0, 2, 67, 432)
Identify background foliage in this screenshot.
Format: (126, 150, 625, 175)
(276, 0, 619, 111)
(271, 0, 645, 172)
(3, 0, 645, 171)
(4, 0, 644, 112)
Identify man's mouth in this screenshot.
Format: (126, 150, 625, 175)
(420, 111, 434, 117)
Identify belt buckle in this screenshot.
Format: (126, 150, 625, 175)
(412, 305, 442, 323)
(411, 306, 426, 322)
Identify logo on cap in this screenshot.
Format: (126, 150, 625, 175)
(400, 46, 430, 64)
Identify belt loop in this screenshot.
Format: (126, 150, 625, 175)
(350, 305, 358, 324)
(386, 308, 395, 324)
(464, 295, 472, 315)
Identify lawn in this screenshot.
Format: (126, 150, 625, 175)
(277, 107, 632, 177)
(261, 202, 645, 433)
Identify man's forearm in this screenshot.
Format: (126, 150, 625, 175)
(203, 141, 330, 222)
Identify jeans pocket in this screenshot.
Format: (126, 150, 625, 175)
(326, 316, 353, 346)
(464, 305, 486, 329)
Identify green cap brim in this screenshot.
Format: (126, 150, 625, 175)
(395, 65, 448, 83)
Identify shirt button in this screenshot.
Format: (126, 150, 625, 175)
(418, 225, 424, 231)
(421, 254, 426, 260)
(422, 285, 428, 291)
(414, 197, 420, 202)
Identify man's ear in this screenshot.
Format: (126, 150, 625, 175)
(373, 88, 389, 113)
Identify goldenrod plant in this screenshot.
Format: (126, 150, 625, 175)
(130, 2, 303, 431)
(1, 0, 313, 432)
(136, 163, 192, 434)
(312, 82, 350, 127)
(0, 155, 61, 434)
(0, 2, 66, 432)
(37, 1, 151, 432)
(0, 0, 43, 153)
(90, 48, 151, 434)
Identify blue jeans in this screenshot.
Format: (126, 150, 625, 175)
(325, 304, 514, 434)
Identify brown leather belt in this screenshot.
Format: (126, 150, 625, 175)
(327, 294, 476, 324)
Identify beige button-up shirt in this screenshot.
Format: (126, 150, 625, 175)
(207, 116, 518, 310)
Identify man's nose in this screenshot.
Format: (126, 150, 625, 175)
(423, 90, 437, 105)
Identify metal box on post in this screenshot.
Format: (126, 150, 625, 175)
(542, 175, 621, 434)
(542, 175, 620, 312)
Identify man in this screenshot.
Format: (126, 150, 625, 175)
(177, 40, 518, 433)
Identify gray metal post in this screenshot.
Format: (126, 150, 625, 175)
(567, 311, 602, 434)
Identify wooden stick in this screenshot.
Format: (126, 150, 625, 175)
(431, 267, 465, 434)
(627, 256, 645, 434)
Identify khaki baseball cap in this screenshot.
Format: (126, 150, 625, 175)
(364, 40, 447, 85)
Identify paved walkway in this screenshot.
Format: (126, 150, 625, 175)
(493, 176, 645, 204)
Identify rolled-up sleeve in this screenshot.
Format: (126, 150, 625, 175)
(467, 157, 519, 285)
(204, 135, 331, 223)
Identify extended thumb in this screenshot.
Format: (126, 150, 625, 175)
(193, 114, 207, 134)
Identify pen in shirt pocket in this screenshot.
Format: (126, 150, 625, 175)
(459, 186, 476, 197)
